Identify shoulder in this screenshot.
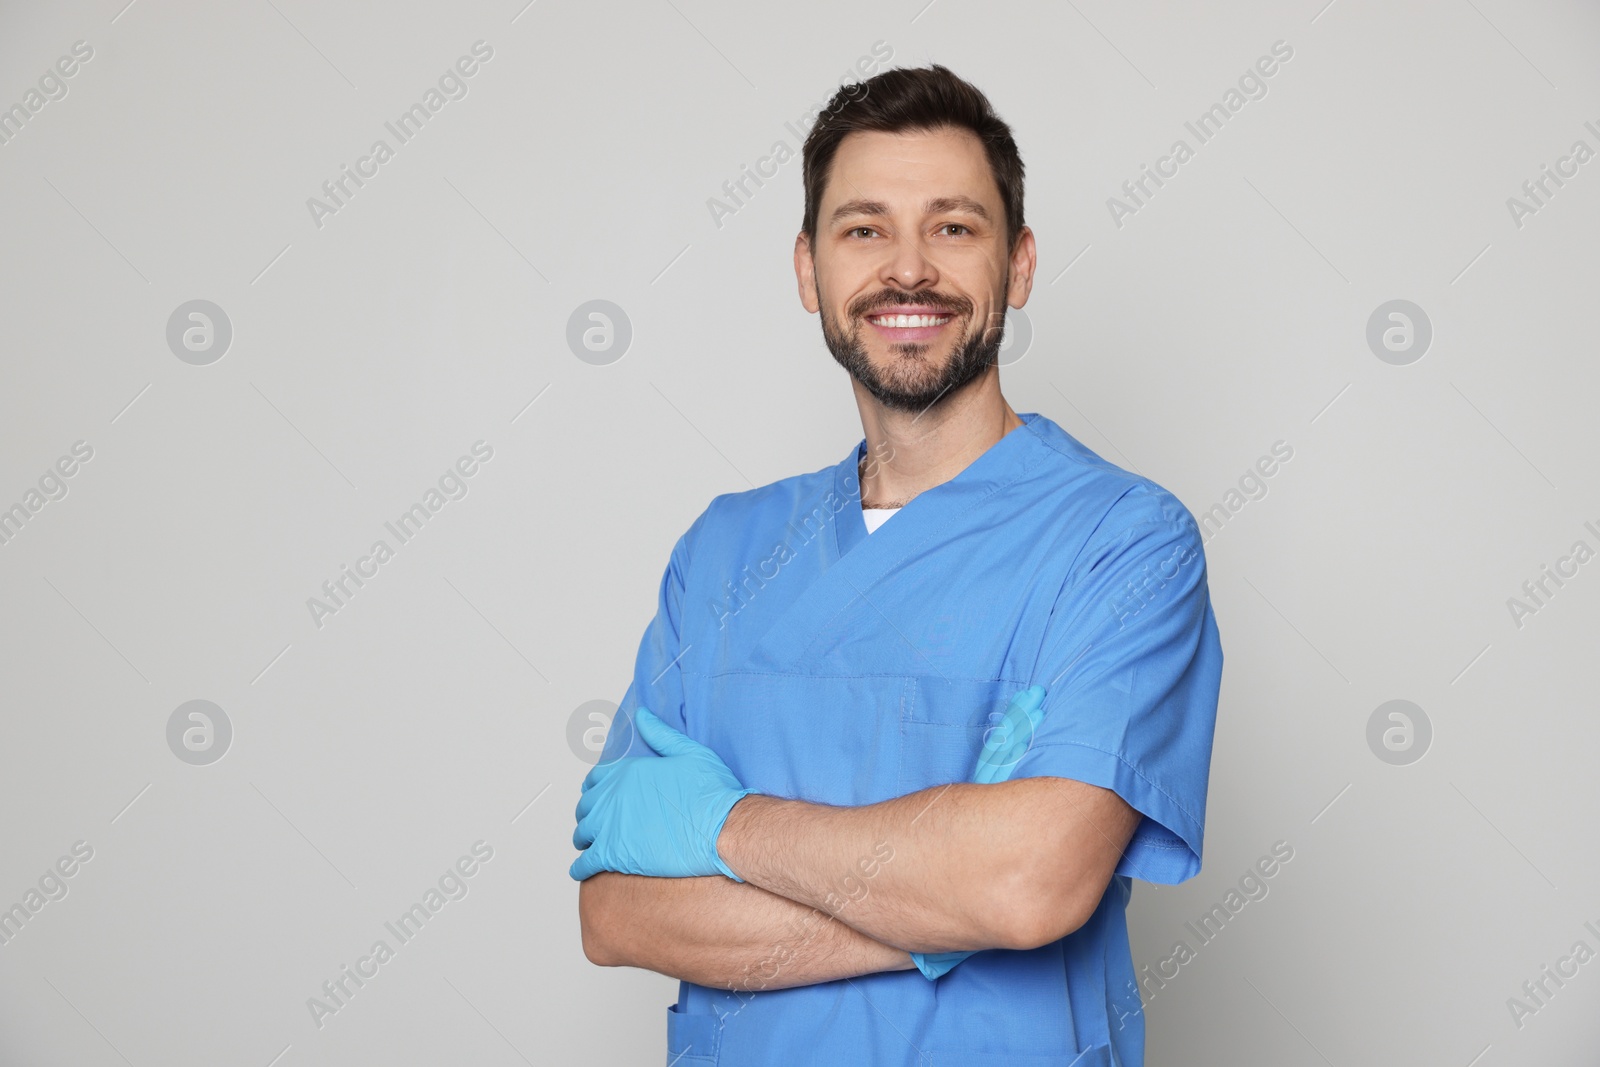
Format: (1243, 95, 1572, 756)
(677, 458, 849, 558)
(1019, 414, 1204, 563)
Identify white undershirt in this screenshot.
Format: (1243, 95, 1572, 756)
(862, 506, 901, 534)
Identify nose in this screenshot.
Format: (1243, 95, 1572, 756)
(879, 231, 938, 292)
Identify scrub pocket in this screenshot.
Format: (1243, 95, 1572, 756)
(695, 672, 1031, 804)
(664, 1002, 720, 1066)
(694, 671, 914, 806)
(897, 676, 1026, 793)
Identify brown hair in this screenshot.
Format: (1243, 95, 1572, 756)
(801, 64, 1026, 250)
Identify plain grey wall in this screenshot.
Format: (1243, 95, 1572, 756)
(2, 0, 1597, 1064)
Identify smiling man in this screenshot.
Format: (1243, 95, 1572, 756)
(572, 65, 1222, 1067)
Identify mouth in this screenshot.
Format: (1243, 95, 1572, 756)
(863, 308, 954, 343)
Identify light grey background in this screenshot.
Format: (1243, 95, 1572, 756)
(2, 0, 1597, 1064)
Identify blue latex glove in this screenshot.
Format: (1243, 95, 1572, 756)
(912, 684, 1047, 980)
(569, 707, 758, 882)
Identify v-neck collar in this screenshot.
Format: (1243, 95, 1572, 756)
(832, 412, 1045, 559)
(749, 412, 1047, 668)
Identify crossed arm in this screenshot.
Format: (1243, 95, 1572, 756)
(579, 774, 1139, 990)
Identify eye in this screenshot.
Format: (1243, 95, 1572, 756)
(849, 226, 878, 239)
(939, 223, 971, 236)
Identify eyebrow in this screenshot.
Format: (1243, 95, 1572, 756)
(828, 196, 993, 226)
(924, 196, 992, 221)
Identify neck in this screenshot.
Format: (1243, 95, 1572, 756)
(855, 377, 1023, 508)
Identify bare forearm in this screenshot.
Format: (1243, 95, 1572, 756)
(579, 872, 915, 991)
(716, 784, 1018, 953)
(717, 778, 1134, 954)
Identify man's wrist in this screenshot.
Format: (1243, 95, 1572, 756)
(716, 792, 783, 883)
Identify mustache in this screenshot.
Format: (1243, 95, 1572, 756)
(848, 290, 974, 320)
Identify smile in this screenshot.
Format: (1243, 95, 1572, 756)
(866, 313, 950, 328)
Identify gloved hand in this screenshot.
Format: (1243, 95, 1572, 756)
(971, 683, 1048, 785)
(569, 707, 758, 883)
(912, 684, 1047, 980)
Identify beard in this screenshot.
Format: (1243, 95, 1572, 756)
(819, 285, 1006, 414)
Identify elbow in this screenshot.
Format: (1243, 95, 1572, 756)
(987, 868, 1106, 952)
(981, 780, 1139, 951)
(997, 891, 1098, 952)
(992, 902, 1090, 953)
(578, 878, 621, 967)
(581, 924, 618, 967)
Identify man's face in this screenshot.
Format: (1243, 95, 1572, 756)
(796, 125, 1033, 414)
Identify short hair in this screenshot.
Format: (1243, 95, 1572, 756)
(801, 64, 1026, 250)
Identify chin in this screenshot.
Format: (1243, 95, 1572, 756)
(876, 338, 946, 360)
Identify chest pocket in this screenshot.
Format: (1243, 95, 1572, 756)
(899, 676, 1027, 793)
(690, 672, 1030, 804)
(692, 671, 912, 807)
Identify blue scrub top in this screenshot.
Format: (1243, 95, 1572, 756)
(599, 412, 1223, 1067)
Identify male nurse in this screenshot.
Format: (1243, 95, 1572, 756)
(572, 63, 1223, 1067)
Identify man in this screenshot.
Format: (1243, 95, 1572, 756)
(572, 64, 1222, 1067)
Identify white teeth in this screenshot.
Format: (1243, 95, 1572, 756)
(870, 314, 949, 328)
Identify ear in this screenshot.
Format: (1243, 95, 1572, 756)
(1006, 225, 1037, 310)
(794, 231, 820, 314)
